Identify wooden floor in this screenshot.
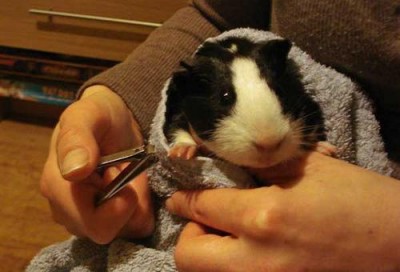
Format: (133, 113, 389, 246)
(0, 120, 70, 271)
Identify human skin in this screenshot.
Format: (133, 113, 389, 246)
(40, 85, 155, 244)
(166, 152, 400, 272)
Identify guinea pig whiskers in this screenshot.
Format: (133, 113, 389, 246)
(205, 152, 219, 160)
(290, 121, 322, 144)
(295, 110, 322, 122)
(281, 91, 314, 112)
(294, 127, 324, 140)
(197, 128, 216, 139)
(285, 96, 308, 113)
(295, 125, 323, 133)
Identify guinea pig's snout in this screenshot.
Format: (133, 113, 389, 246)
(252, 136, 285, 153)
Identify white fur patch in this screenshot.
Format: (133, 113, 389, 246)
(171, 129, 196, 146)
(228, 43, 238, 54)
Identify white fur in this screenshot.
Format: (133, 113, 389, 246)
(171, 129, 196, 146)
(203, 57, 302, 168)
(228, 43, 238, 54)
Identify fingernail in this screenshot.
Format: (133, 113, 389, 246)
(61, 148, 89, 176)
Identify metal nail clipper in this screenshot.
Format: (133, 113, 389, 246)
(95, 145, 158, 206)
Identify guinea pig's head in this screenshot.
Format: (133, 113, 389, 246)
(170, 37, 324, 168)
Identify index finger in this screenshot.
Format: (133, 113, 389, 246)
(166, 188, 267, 237)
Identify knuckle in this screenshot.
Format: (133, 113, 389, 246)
(57, 120, 82, 146)
(58, 102, 81, 128)
(185, 191, 206, 222)
(169, 191, 206, 221)
(59, 99, 106, 132)
(190, 203, 207, 222)
(246, 198, 286, 238)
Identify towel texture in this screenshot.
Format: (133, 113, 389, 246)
(27, 28, 400, 272)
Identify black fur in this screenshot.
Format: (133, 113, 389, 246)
(164, 49, 236, 141)
(164, 37, 326, 148)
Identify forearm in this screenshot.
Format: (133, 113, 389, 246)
(81, 5, 220, 137)
(193, 0, 271, 30)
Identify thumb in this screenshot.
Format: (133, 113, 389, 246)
(56, 88, 125, 181)
(56, 85, 140, 182)
(56, 99, 106, 181)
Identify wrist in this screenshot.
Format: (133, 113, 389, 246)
(80, 85, 115, 99)
(80, 85, 144, 146)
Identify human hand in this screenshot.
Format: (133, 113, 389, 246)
(166, 152, 400, 271)
(40, 85, 154, 244)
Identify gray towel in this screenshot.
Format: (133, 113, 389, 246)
(27, 28, 400, 272)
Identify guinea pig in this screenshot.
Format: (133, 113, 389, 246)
(163, 37, 335, 168)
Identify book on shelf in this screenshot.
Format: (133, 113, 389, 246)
(0, 46, 117, 84)
(0, 46, 117, 123)
(0, 77, 78, 106)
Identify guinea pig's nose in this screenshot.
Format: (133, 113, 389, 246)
(253, 138, 284, 153)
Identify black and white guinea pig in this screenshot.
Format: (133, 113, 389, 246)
(163, 37, 335, 168)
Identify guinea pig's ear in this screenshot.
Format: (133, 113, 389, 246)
(168, 68, 190, 100)
(196, 41, 232, 61)
(259, 39, 292, 77)
(179, 59, 194, 72)
(169, 59, 194, 96)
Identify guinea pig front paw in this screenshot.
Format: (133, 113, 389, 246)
(315, 141, 337, 157)
(168, 143, 198, 160)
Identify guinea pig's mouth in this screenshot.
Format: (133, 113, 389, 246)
(202, 122, 304, 168)
(233, 133, 302, 168)
(251, 154, 292, 168)
(228, 153, 292, 169)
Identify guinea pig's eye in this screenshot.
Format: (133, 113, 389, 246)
(220, 90, 235, 106)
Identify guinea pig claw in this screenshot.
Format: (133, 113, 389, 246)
(168, 144, 198, 160)
(315, 141, 337, 157)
